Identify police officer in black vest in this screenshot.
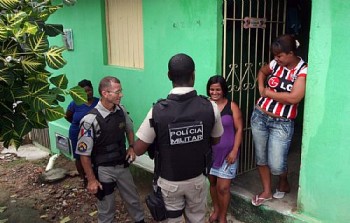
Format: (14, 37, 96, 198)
(133, 53, 224, 223)
(76, 76, 145, 223)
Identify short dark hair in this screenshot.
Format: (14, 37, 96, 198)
(271, 34, 298, 55)
(168, 53, 195, 85)
(98, 76, 120, 96)
(206, 75, 228, 98)
(78, 79, 93, 88)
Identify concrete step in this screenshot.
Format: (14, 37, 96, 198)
(230, 186, 300, 223)
(228, 127, 310, 223)
(228, 167, 319, 223)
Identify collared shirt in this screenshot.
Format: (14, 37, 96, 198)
(136, 87, 224, 144)
(257, 58, 307, 119)
(76, 101, 133, 156)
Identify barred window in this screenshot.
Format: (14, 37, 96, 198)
(105, 0, 144, 68)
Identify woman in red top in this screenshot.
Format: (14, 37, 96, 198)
(251, 34, 307, 206)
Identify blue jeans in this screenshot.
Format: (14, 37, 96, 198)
(251, 108, 294, 175)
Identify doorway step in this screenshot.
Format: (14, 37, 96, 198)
(229, 127, 313, 223)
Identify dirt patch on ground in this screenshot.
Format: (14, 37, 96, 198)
(0, 146, 240, 223)
(0, 146, 156, 223)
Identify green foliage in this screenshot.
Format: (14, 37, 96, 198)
(0, 0, 83, 149)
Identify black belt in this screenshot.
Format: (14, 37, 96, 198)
(167, 209, 183, 218)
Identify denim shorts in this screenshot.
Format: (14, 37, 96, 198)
(251, 107, 294, 175)
(209, 159, 239, 179)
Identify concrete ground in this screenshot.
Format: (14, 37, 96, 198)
(229, 126, 303, 222)
(0, 143, 244, 223)
(232, 146, 300, 214)
(0, 132, 301, 223)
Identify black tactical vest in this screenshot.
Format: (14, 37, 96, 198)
(152, 90, 215, 181)
(89, 107, 126, 166)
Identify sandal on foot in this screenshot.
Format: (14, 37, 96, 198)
(251, 195, 272, 206)
(273, 189, 289, 199)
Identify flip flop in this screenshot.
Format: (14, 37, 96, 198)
(273, 189, 289, 199)
(251, 195, 272, 206)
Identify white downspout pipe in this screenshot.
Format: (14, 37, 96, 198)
(45, 153, 60, 171)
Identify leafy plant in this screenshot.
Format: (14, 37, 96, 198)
(0, 0, 85, 149)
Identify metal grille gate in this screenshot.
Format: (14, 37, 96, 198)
(222, 0, 287, 174)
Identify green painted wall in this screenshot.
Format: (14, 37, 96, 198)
(44, 1, 350, 222)
(48, 1, 223, 157)
(297, 0, 350, 222)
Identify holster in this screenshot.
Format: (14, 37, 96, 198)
(203, 148, 213, 176)
(145, 186, 167, 221)
(93, 166, 116, 201)
(146, 114, 182, 220)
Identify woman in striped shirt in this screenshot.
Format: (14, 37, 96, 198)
(251, 34, 307, 206)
